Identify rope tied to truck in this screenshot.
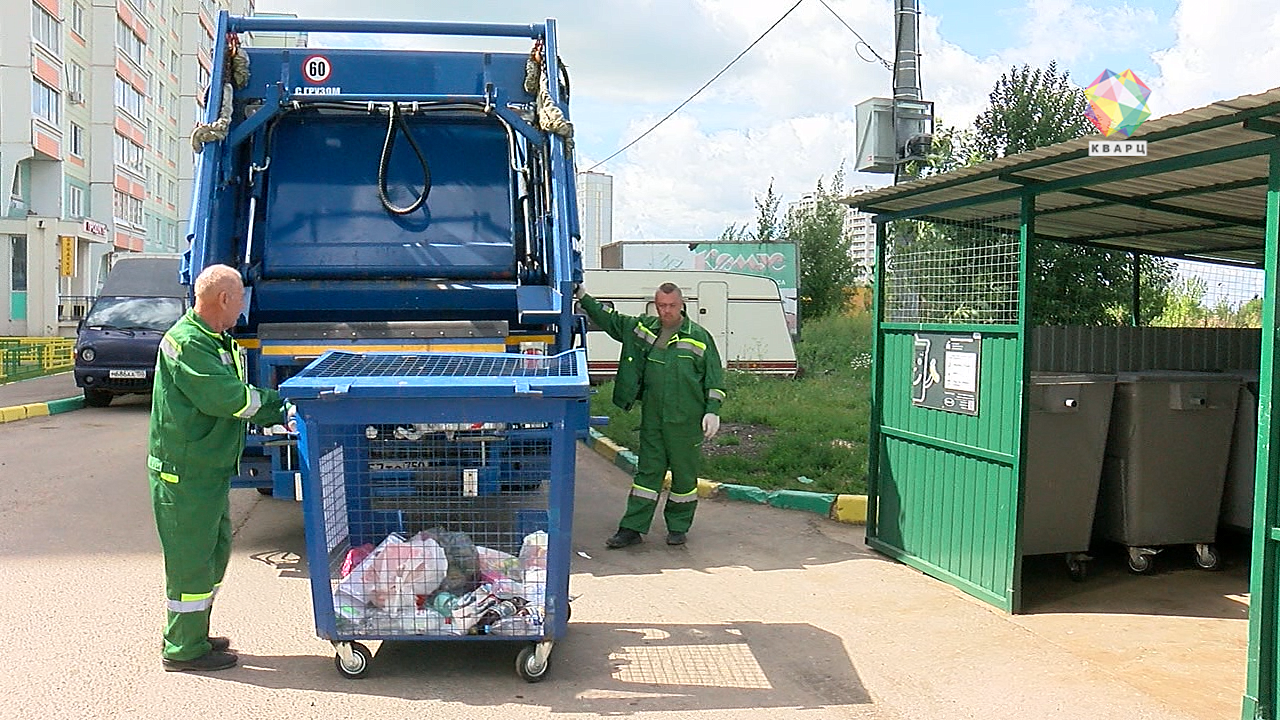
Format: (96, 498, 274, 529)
(191, 33, 251, 153)
(524, 39, 573, 146)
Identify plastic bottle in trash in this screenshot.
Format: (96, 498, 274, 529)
(432, 592, 457, 614)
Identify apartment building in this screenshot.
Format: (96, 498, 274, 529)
(0, 0, 252, 337)
(576, 170, 612, 269)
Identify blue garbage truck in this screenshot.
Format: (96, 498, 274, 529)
(185, 14, 588, 679)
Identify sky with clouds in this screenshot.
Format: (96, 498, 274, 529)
(254, 0, 1280, 241)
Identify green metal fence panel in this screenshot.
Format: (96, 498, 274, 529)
(869, 213, 1027, 613)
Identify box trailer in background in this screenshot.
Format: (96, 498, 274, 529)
(581, 268, 797, 381)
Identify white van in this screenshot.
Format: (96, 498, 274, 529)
(580, 269, 798, 381)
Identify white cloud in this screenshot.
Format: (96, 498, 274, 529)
(1149, 0, 1280, 116)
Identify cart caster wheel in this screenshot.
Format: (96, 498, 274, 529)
(1194, 544, 1220, 570)
(517, 645, 551, 683)
(565, 600, 572, 623)
(1127, 548, 1156, 574)
(1065, 553, 1089, 582)
(334, 641, 372, 679)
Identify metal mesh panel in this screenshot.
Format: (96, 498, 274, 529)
(884, 216, 1021, 324)
(318, 419, 552, 639)
(298, 351, 575, 379)
(1152, 259, 1265, 328)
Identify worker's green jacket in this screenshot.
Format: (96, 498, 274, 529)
(579, 294, 726, 422)
(147, 310, 285, 479)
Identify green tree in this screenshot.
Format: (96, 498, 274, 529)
(788, 170, 858, 318)
(968, 62, 1176, 325)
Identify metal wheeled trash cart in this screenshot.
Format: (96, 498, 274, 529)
(1096, 370, 1241, 573)
(280, 350, 589, 681)
(1023, 373, 1116, 581)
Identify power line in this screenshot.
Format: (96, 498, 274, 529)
(586, 0, 805, 171)
(816, 0, 893, 71)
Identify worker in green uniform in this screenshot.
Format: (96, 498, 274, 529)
(148, 264, 289, 672)
(577, 282, 726, 548)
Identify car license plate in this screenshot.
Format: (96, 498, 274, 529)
(108, 369, 146, 379)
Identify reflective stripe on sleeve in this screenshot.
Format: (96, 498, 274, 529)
(629, 484, 660, 501)
(708, 389, 727, 401)
(168, 591, 214, 613)
(159, 336, 180, 361)
(159, 472, 179, 484)
(233, 387, 263, 419)
(218, 350, 234, 366)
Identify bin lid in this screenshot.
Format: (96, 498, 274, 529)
(1114, 370, 1245, 383)
(279, 349, 589, 401)
(1030, 372, 1116, 385)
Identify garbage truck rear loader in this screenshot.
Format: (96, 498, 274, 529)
(185, 14, 586, 498)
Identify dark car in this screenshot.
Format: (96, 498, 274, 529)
(74, 255, 187, 407)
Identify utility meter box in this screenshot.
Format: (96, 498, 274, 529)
(855, 97, 897, 174)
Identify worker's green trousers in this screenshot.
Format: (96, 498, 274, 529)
(620, 420, 702, 534)
(149, 469, 232, 661)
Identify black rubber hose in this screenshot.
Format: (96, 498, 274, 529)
(377, 102, 432, 215)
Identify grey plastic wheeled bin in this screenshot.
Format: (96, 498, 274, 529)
(1023, 373, 1116, 582)
(1221, 372, 1260, 532)
(1096, 371, 1241, 573)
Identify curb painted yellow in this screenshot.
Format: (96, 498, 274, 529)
(833, 494, 868, 524)
(20, 403, 50, 418)
(0, 405, 27, 423)
(697, 479, 720, 498)
(593, 435, 622, 462)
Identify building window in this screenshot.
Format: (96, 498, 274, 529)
(116, 18, 145, 66)
(71, 1, 86, 37)
(32, 3, 61, 54)
(69, 123, 85, 157)
(113, 190, 143, 226)
(67, 185, 85, 218)
(11, 236, 28, 292)
(114, 76, 145, 119)
(114, 133, 145, 173)
(32, 80, 60, 125)
(171, 51, 180, 74)
(168, 179, 177, 204)
(68, 62, 85, 97)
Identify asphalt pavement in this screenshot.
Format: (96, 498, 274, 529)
(0, 396, 1244, 719)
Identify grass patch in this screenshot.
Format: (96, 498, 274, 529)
(588, 312, 873, 495)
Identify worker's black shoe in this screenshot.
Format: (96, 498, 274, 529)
(159, 636, 231, 653)
(162, 650, 238, 672)
(666, 532, 687, 546)
(606, 528, 643, 549)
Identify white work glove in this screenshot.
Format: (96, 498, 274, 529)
(286, 402, 298, 433)
(573, 284, 585, 300)
(702, 413, 720, 441)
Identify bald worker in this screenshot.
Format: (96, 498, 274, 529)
(147, 264, 288, 671)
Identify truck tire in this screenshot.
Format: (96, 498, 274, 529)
(84, 389, 113, 407)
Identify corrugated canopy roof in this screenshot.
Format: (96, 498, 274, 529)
(843, 87, 1280, 267)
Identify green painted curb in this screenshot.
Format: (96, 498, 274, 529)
(768, 489, 838, 514)
(719, 483, 770, 504)
(582, 432, 862, 523)
(46, 396, 84, 414)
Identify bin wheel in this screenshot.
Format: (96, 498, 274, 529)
(1194, 544, 1220, 570)
(565, 599, 572, 623)
(256, 487, 274, 496)
(1065, 554, 1089, 582)
(517, 645, 550, 683)
(1127, 548, 1155, 574)
(334, 641, 372, 679)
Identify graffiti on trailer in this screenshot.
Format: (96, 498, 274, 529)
(696, 250, 788, 273)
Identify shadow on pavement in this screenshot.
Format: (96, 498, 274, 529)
(1018, 532, 1251, 620)
(220, 620, 871, 713)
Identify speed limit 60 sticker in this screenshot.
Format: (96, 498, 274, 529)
(302, 55, 331, 84)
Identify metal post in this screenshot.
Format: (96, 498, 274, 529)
(1131, 252, 1142, 326)
(866, 220, 887, 538)
(1008, 192, 1036, 614)
(1243, 149, 1280, 720)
